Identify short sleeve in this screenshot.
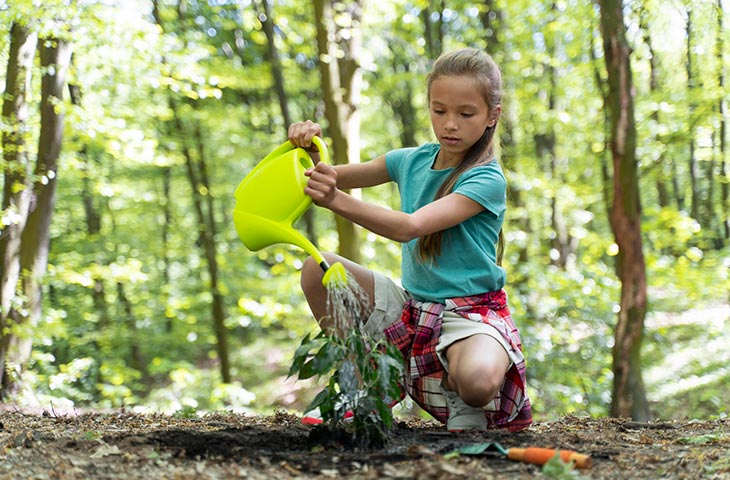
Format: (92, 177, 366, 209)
(385, 148, 417, 185)
(453, 162, 507, 218)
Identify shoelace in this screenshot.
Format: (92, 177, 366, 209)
(442, 388, 481, 415)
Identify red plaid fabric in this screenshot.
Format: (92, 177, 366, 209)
(383, 290, 532, 432)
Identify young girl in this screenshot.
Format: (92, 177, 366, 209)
(288, 48, 532, 432)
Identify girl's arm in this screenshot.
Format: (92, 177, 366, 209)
(305, 162, 484, 243)
(334, 155, 390, 190)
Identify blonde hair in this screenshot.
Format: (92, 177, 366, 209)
(417, 48, 503, 263)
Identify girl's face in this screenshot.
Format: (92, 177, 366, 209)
(428, 75, 497, 166)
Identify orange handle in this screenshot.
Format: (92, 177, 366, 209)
(507, 447, 592, 469)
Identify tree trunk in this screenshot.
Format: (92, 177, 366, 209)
(256, 0, 320, 245)
(716, 0, 728, 242)
(541, 3, 573, 268)
(162, 166, 173, 332)
(154, 0, 231, 384)
(313, 0, 363, 262)
(170, 99, 231, 384)
(479, 1, 530, 267)
(11, 37, 72, 394)
(686, 7, 701, 222)
(421, 1, 444, 60)
(385, 44, 417, 148)
(193, 121, 230, 384)
(257, 0, 291, 128)
(597, 0, 650, 421)
(0, 22, 38, 391)
(637, 5, 671, 209)
(68, 81, 112, 330)
(116, 281, 147, 379)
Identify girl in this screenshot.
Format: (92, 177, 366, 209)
(289, 48, 532, 432)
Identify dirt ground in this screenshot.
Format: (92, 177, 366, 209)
(1, 408, 728, 479)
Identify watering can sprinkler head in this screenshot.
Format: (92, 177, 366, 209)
(321, 261, 348, 288)
(232, 136, 347, 287)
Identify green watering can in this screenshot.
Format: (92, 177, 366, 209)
(233, 136, 347, 287)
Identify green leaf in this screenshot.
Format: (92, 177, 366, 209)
(679, 434, 722, 445)
(451, 442, 507, 456)
(337, 360, 359, 394)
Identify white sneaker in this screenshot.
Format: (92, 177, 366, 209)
(440, 384, 488, 432)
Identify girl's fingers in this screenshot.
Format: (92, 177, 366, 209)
(288, 120, 322, 149)
(304, 163, 337, 206)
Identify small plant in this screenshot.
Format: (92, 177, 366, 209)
(542, 453, 588, 479)
(172, 405, 199, 419)
(289, 328, 404, 447)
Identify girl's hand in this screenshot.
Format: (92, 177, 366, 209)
(288, 120, 322, 151)
(304, 161, 338, 208)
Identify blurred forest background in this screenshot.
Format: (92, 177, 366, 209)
(0, 0, 728, 424)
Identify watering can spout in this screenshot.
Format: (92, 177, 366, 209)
(232, 212, 327, 266)
(232, 136, 329, 268)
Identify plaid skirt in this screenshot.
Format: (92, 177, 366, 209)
(383, 290, 532, 432)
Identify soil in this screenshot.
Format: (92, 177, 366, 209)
(1, 408, 728, 479)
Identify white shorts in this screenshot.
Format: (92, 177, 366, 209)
(363, 271, 519, 372)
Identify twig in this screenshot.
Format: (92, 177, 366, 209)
(621, 421, 677, 430)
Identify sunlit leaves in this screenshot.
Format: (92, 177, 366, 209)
(2, 0, 727, 419)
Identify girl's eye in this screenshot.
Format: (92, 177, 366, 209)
(433, 110, 445, 115)
(461, 112, 475, 118)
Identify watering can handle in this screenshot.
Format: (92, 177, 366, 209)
(306, 136, 328, 165)
(267, 136, 328, 166)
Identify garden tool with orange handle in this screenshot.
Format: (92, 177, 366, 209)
(451, 442, 593, 469)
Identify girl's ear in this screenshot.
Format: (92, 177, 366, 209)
(489, 104, 502, 127)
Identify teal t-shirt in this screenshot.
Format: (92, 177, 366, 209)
(385, 143, 506, 303)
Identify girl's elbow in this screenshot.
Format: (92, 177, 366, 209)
(394, 221, 422, 243)
(393, 232, 416, 243)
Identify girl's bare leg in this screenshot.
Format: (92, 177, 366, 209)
(299, 252, 376, 330)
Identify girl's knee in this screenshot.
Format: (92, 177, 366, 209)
(452, 362, 505, 407)
(300, 256, 325, 293)
(460, 375, 502, 407)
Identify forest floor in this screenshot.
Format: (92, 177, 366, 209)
(1, 407, 729, 479)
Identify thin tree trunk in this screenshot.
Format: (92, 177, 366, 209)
(0, 23, 38, 391)
(193, 121, 230, 383)
(169, 97, 231, 384)
(717, 0, 728, 241)
(638, 5, 671, 209)
(257, 0, 291, 128)
(162, 166, 173, 332)
(68, 81, 111, 329)
(421, 2, 443, 60)
(385, 42, 417, 148)
(154, 0, 231, 383)
(590, 21, 613, 238)
(540, 3, 573, 268)
(480, 0, 529, 267)
(686, 7, 701, 221)
(12, 37, 72, 394)
(313, 0, 363, 262)
(116, 281, 147, 379)
(256, 0, 319, 244)
(598, 0, 650, 421)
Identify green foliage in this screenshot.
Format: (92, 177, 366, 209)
(290, 329, 404, 446)
(541, 453, 589, 479)
(1, 0, 728, 424)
